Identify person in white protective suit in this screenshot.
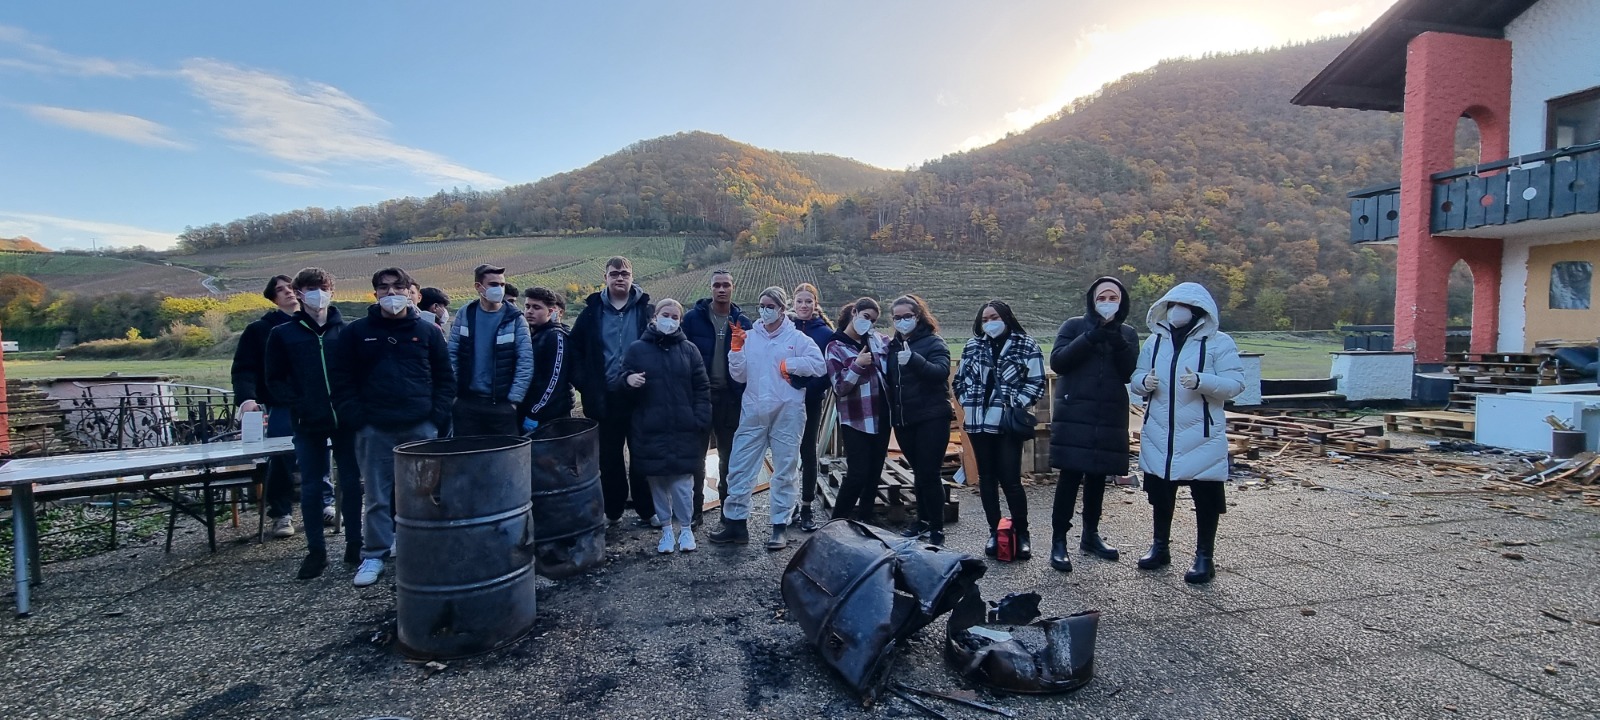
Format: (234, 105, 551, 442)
(707, 286, 828, 550)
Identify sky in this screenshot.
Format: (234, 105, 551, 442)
(0, 0, 1396, 251)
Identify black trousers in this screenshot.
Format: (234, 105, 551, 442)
(1143, 474, 1225, 552)
(834, 426, 890, 523)
(451, 394, 519, 437)
(800, 390, 826, 505)
(1052, 471, 1105, 539)
(598, 396, 653, 522)
(694, 387, 741, 517)
(896, 418, 949, 531)
(968, 431, 1028, 532)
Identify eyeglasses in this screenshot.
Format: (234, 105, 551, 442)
(892, 314, 915, 321)
(607, 270, 632, 278)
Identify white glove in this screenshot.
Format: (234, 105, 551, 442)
(897, 349, 912, 366)
(1141, 373, 1159, 392)
(1179, 367, 1199, 390)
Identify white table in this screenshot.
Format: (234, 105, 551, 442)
(0, 438, 295, 617)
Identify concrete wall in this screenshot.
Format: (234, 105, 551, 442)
(1506, 0, 1600, 156)
(1498, 234, 1600, 350)
(1331, 351, 1415, 402)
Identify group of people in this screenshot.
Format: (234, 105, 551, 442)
(231, 254, 1246, 588)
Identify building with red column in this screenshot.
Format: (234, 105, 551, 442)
(1294, 0, 1599, 364)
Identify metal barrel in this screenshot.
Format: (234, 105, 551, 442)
(393, 435, 536, 660)
(527, 418, 607, 578)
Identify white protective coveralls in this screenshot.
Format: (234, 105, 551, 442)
(720, 318, 828, 523)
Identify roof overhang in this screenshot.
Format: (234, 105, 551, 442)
(1291, 0, 1541, 112)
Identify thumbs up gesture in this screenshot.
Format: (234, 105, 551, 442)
(1179, 367, 1199, 390)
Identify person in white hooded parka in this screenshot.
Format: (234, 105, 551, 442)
(1130, 282, 1245, 584)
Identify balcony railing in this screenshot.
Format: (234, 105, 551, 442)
(1347, 140, 1600, 243)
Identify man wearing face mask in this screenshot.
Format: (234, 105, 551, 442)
(265, 267, 363, 579)
(1047, 277, 1139, 572)
(419, 287, 451, 329)
(1130, 282, 1245, 584)
(331, 267, 456, 588)
(681, 269, 753, 526)
(447, 264, 533, 437)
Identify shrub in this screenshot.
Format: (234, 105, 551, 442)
(63, 337, 157, 359)
(154, 322, 216, 357)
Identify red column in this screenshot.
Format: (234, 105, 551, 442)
(1395, 32, 1511, 362)
(1461, 242, 1503, 354)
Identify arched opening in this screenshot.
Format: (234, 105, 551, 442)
(1453, 115, 1482, 167)
(1446, 259, 1474, 353)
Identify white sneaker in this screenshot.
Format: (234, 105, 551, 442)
(271, 515, 295, 538)
(677, 527, 697, 553)
(322, 504, 337, 524)
(657, 527, 677, 554)
(353, 558, 384, 587)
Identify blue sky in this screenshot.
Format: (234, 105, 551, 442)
(0, 0, 1393, 250)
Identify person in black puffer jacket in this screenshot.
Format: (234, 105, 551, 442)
(885, 294, 954, 546)
(231, 275, 301, 534)
(517, 286, 575, 429)
(1047, 276, 1139, 572)
(789, 282, 834, 532)
(612, 299, 710, 555)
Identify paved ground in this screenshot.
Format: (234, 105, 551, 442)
(1, 449, 1597, 720)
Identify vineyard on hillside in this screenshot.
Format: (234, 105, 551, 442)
(0, 251, 207, 296)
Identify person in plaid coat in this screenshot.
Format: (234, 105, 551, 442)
(823, 298, 893, 525)
(952, 300, 1047, 559)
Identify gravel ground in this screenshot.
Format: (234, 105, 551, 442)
(2, 444, 1597, 719)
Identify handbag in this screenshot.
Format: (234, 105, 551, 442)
(999, 404, 1036, 438)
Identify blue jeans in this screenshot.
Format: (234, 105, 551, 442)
(294, 428, 363, 554)
(262, 407, 298, 518)
(358, 422, 438, 559)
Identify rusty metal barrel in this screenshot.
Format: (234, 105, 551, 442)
(393, 435, 536, 659)
(527, 418, 607, 578)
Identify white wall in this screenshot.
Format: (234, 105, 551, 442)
(1506, 0, 1600, 156)
(1497, 232, 1600, 351)
(1331, 352, 1414, 402)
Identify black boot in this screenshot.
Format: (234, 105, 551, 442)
(1017, 527, 1032, 560)
(984, 530, 998, 557)
(297, 550, 327, 580)
(900, 520, 929, 538)
(1184, 552, 1215, 584)
(798, 506, 819, 532)
(1050, 536, 1072, 572)
(927, 529, 945, 546)
(708, 518, 748, 544)
(1081, 533, 1121, 561)
(766, 524, 788, 551)
(1137, 540, 1171, 569)
(343, 542, 361, 565)
(1185, 510, 1219, 583)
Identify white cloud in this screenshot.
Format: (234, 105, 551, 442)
(0, 23, 156, 77)
(0, 211, 180, 250)
(24, 105, 189, 149)
(181, 59, 505, 188)
(253, 169, 390, 193)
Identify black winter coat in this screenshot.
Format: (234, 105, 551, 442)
(231, 309, 294, 407)
(568, 286, 653, 420)
(886, 326, 953, 428)
(682, 298, 752, 396)
(264, 307, 347, 435)
(612, 326, 711, 475)
(330, 305, 456, 432)
(1049, 276, 1139, 476)
(792, 314, 835, 400)
(519, 320, 576, 424)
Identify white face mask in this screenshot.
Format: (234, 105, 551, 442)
(378, 295, 411, 314)
(654, 317, 679, 334)
(894, 318, 917, 335)
(759, 306, 781, 325)
(1167, 305, 1194, 327)
(435, 309, 449, 326)
(852, 316, 873, 335)
(1095, 301, 1119, 320)
(982, 320, 1006, 338)
(301, 289, 332, 311)
(483, 286, 505, 303)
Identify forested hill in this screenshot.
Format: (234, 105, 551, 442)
(173, 132, 898, 251)
(813, 36, 1407, 330)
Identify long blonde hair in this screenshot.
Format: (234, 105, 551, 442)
(793, 282, 833, 328)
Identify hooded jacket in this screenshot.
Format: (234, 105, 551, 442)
(330, 304, 456, 432)
(1131, 282, 1246, 482)
(791, 313, 835, 400)
(682, 298, 753, 397)
(569, 285, 654, 420)
(1048, 276, 1140, 476)
(447, 300, 534, 405)
(886, 325, 953, 428)
(611, 324, 711, 475)
(264, 306, 347, 435)
(729, 317, 827, 414)
(231, 309, 294, 408)
(518, 319, 575, 424)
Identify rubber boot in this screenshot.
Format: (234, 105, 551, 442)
(798, 506, 819, 532)
(708, 518, 748, 544)
(766, 524, 789, 551)
(1138, 539, 1172, 569)
(1185, 510, 1219, 584)
(1050, 536, 1072, 572)
(1017, 527, 1033, 560)
(984, 529, 999, 558)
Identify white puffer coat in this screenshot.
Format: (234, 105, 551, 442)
(1131, 283, 1246, 482)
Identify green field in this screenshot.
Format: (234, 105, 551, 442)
(0, 251, 205, 295)
(3, 359, 232, 389)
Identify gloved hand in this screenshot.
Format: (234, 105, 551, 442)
(1179, 367, 1199, 390)
(897, 349, 912, 366)
(1142, 373, 1159, 392)
(729, 324, 746, 352)
(521, 417, 539, 434)
(779, 359, 791, 383)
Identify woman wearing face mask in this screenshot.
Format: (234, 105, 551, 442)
(612, 299, 711, 554)
(1047, 277, 1139, 572)
(823, 298, 892, 525)
(1130, 282, 1245, 584)
(885, 295, 954, 546)
(790, 283, 834, 532)
(953, 300, 1046, 560)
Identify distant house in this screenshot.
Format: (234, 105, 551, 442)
(1294, 0, 1599, 362)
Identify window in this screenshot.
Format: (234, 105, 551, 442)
(1550, 261, 1592, 310)
(1546, 87, 1600, 149)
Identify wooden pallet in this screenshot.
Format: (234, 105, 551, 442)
(1384, 410, 1475, 439)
